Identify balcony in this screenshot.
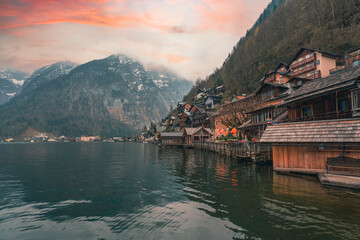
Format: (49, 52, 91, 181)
(289, 65, 317, 77)
(330, 65, 345, 75)
(290, 55, 315, 69)
(292, 110, 352, 122)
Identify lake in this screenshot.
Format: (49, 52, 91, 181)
(0, 143, 359, 240)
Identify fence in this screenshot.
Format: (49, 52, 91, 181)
(193, 141, 272, 162)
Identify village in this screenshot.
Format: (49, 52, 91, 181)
(1, 134, 135, 143)
(149, 47, 360, 189)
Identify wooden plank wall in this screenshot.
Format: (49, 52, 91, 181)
(273, 145, 360, 170)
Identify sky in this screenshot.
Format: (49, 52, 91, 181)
(0, 0, 271, 81)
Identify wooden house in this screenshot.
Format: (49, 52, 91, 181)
(260, 119, 360, 175)
(179, 112, 192, 129)
(160, 132, 184, 146)
(190, 105, 207, 127)
(282, 67, 360, 122)
(205, 96, 222, 109)
(288, 48, 337, 79)
(263, 63, 291, 85)
(177, 102, 192, 114)
(240, 83, 292, 140)
(183, 127, 213, 145)
(345, 47, 360, 69)
(261, 67, 360, 175)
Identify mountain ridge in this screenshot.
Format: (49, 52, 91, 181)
(0, 54, 192, 138)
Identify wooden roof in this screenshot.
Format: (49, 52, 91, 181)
(282, 67, 360, 106)
(184, 127, 213, 136)
(260, 119, 360, 143)
(289, 48, 337, 64)
(161, 132, 183, 139)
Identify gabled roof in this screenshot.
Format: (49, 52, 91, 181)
(246, 99, 284, 114)
(274, 62, 289, 71)
(347, 46, 360, 53)
(289, 48, 337, 64)
(256, 82, 290, 95)
(282, 67, 360, 106)
(184, 127, 213, 136)
(260, 119, 360, 143)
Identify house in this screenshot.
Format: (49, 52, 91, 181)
(240, 83, 293, 140)
(190, 105, 207, 127)
(263, 63, 291, 85)
(5, 138, 14, 142)
(260, 67, 360, 175)
(179, 112, 192, 129)
(345, 47, 360, 69)
(282, 67, 360, 122)
(183, 127, 213, 145)
(288, 48, 337, 79)
(81, 136, 101, 142)
(260, 119, 360, 175)
(160, 132, 184, 146)
(177, 102, 192, 114)
(204, 96, 222, 109)
(215, 85, 225, 95)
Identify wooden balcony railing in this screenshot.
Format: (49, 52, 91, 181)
(329, 66, 345, 74)
(291, 110, 352, 122)
(290, 55, 315, 69)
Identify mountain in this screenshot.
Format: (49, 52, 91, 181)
(145, 65, 193, 107)
(22, 61, 78, 92)
(0, 69, 29, 105)
(184, 0, 360, 100)
(0, 55, 192, 138)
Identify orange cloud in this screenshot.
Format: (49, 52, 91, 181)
(166, 54, 188, 64)
(0, 0, 170, 31)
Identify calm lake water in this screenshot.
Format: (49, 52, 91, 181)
(0, 143, 359, 240)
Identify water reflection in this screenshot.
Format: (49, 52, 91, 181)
(0, 143, 359, 240)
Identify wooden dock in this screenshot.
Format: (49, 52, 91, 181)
(193, 141, 272, 163)
(318, 173, 360, 189)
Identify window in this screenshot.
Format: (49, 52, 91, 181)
(309, 53, 314, 57)
(354, 60, 359, 68)
(309, 62, 314, 66)
(268, 110, 272, 119)
(310, 72, 314, 76)
(253, 115, 256, 123)
(337, 98, 348, 112)
(301, 105, 313, 119)
(352, 89, 360, 110)
(316, 60, 320, 65)
(297, 80, 303, 86)
(268, 90, 274, 97)
(257, 113, 262, 123)
(262, 92, 267, 99)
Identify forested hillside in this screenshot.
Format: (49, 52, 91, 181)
(185, 0, 360, 101)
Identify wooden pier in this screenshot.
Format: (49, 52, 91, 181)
(193, 141, 272, 163)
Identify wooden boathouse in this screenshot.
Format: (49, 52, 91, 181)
(260, 66, 360, 175)
(260, 118, 360, 175)
(160, 132, 184, 147)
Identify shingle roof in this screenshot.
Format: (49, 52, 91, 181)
(161, 132, 183, 138)
(289, 48, 337, 64)
(184, 127, 213, 136)
(260, 119, 360, 143)
(282, 67, 360, 106)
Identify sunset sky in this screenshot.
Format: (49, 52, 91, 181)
(0, 0, 270, 80)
